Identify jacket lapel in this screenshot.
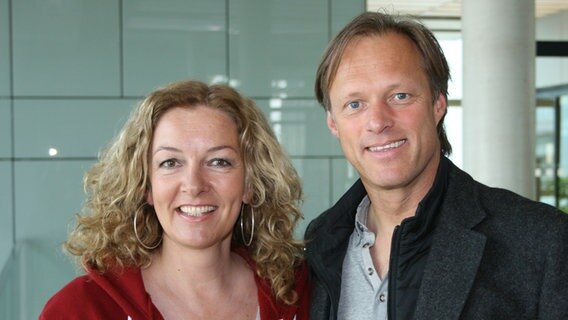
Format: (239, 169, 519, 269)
(415, 163, 487, 320)
(414, 222, 486, 319)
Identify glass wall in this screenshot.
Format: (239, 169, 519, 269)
(561, 95, 568, 212)
(535, 99, 557, 206)
(0, 0, 366, 318)
(535, 93, 568, 213)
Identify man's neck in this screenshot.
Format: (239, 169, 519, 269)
(365, 160, 442, 234)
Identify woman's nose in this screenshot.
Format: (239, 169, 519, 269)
(181, 164, 209, 196)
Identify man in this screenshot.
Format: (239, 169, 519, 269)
(305, 11, 568, 320)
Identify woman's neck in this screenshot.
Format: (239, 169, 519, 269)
(141, 240, 258, 320)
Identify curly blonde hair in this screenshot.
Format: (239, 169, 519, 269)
(65, 80, 305, 305)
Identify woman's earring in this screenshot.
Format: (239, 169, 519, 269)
(240, 204, 255, 247)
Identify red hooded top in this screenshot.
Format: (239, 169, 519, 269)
(40, 248, 310, 319)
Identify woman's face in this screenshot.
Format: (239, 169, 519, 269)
(147, 105, 247, 251)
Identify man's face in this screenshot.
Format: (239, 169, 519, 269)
(327, 32, 446, 194)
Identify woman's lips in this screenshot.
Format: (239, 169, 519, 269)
(178, 205, 217, 217)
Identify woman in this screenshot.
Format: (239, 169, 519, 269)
(40, 80, 310, 319)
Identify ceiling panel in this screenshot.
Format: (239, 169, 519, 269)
(367, 0, 568, 18)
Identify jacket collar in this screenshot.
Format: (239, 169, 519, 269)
(306, 157, 489, 319)
(305, 178, 367, 310)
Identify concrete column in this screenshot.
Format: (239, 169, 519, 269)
(462, 0, 536, 199)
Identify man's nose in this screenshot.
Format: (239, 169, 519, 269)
(366, 101, 394, 133)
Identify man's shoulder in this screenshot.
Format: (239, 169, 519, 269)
(305, 179, 366, 239)
(304, 205, 342, 246)
(478, 183, 568, 228)
(448, 164, 568, 236)
(305, 205, 338, 235)
(471, 176, 565, 218)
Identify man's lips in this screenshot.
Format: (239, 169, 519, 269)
(178, 205, 217, 217)
(367, 139, 406, 152)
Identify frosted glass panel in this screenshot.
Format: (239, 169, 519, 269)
(16, 241, 77, 319)
(123, 0, 226, 96)
(0, 249, 18, 320)
(537, 57, 568, 88)
(255, 99, 342, 156)
(14, 99, 136, 158)
(439, 39, 463, 100)
(0, 162, 13, 271)
(331, 0, 365, 37)
(291, 158, 331, 239)
(12, 0, 120, 96)
(15, 161, 92, 243)
(445, 106, 463, 168)
(331, 158, 359, 203)
(0, 0, 9, 96)
(15, 160, 93, 319)
(0, 101, 11, 158)
(229, 0, 328, 98)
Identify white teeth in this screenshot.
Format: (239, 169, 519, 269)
(368, 140, 406, 152)
(179, 205, 216, 217)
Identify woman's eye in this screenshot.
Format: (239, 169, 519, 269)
(347, 101, 361, 109)
(210, 158, 231, 167)
(159, 159, 178, 168)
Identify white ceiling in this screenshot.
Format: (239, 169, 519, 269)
(367, 0, 568, 18)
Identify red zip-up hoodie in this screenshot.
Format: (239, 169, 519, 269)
(40, 249, 310, 319)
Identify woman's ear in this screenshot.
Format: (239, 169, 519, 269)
(146, 188, 154, 206)
(242, 185, 253, 205)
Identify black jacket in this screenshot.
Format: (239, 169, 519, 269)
(305, 157, 568, 320)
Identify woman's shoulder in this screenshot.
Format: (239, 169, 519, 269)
(39, 267, 155, 319)
(294, 260, 311, 318)
(295, 260, 310, 290)
(40, 273, 121, 318)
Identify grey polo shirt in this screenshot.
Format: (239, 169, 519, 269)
(337, 196, 388, 320)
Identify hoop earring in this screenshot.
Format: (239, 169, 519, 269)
(240, 204, 255, 247)
(133, 210, 162, 250)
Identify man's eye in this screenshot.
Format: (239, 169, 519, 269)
(347, 101, 361, 109)
(394, 93, 409, 100)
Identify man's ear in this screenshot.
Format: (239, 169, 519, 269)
(327, 111, 339, 138)
(433, 93, 447, 125)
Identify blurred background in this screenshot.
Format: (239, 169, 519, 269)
(0, 0, 567, 318)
